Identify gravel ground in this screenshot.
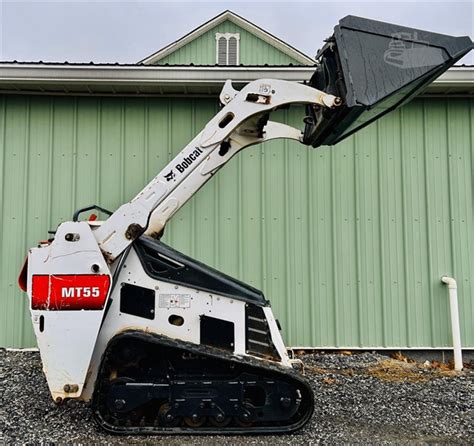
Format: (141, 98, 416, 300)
(1, 349, 472, 444)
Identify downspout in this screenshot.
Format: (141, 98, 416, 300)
(441, 276, 463, 371)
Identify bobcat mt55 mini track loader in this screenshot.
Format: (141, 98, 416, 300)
(18, 16, 472, 434)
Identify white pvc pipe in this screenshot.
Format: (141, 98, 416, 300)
(441, 276, 463, 371)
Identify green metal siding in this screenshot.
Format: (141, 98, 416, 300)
(156, 20, 304, 65)
(0, 95, 472, 349)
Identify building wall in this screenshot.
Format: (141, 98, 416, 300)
(0, 94, 472, 348)
(155, 20, 304, 65)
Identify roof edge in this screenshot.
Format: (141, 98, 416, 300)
(0, 64, 471, 96)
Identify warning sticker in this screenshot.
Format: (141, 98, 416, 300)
(159, 294, 191, 309)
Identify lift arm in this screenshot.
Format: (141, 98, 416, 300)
(93, 79, 341, 262)
(93, 15, 472, 263)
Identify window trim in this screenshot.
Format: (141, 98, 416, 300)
(215, 33, 240, 65)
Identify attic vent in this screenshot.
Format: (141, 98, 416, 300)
(218, 37, 227, 65)
(216, 33, 240, 65)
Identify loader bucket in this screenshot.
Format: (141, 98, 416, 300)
(303, 16, 473, 148)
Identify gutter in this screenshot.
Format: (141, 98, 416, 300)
(0, 64, 319, 86)
(0, 64, 472, 90)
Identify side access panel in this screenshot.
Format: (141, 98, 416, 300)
(27, 221, 112, 401)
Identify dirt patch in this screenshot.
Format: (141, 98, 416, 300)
(367, 358, 459, 383)
(307, 352, 462, 384)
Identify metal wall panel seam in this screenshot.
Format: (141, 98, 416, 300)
(470, 98, 473, 192)
(238, 151, 243, 279)
(432, 103, 446, 316)
(46, 99, 54, 253)
(0, 96, 5, 341)
(283, 109, 292, 342)
(376, 120, 388, 347)
(143, 98, 149, 202)
(458, 98, 473, 342)
(470, 97, 473, 282)
(436, 101, 450, 346)
(422, 100, 436, 346)
(306, 129, 316, 344)
(0, 96, 6, 264)
(399, 107, 411, 347)
(466, 98, 474, 342)
(469, 99, 474, 343)
(19, 98, 31, 345)
(120, 98, 125, 204)
(260, 141, 267, 302)
(353, 135, 362, 347)
(71, 98, 78, 215)
(95, 100, 102, 209)
(445, 102, 456, 276)
(330, 147, 339, 346)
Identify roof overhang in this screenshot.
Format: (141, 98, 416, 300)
(0, 64, 471, 97)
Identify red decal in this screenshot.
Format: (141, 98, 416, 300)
(31, 275, 111, 310)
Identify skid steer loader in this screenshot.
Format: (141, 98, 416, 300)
(18, 16, 472, 434)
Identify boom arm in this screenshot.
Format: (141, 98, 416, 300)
(93, 16, 473, 263)
(93, 79, 341, 262)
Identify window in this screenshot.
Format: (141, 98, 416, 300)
(215, 33, 240, 65)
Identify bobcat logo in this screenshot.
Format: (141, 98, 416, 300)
(384, 31, 444, 69)
(164, 170, 176, 182)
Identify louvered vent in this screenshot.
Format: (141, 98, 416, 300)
(245, 304, 280, 360)
(215, 33, 240, 65)
(228, 37, 238, 65)
(217, 37, 227, 65)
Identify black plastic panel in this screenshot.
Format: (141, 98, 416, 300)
(135, 236, 267, 306)
(200, 315, 234, 351)
(120, 283, 155, 320)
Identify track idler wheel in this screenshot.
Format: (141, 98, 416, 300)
(184, 415, 207, 428)
(158, 403, 180, 427)
(209, 415, 232, 427)
(235, 413, 253, 427)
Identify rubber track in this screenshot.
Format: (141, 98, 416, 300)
(92, 330, 314, 435)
